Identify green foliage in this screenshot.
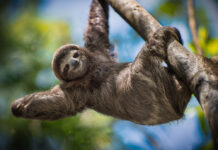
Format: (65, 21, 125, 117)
(154, 0, 185, 19)
(0, 111, 113, 150)
(189, 26, 218, 57)
(205, 39, 218, 56)
(42, 110, 113, 150)
(0, 11, 72, 92)
(159, 1, 182, 17)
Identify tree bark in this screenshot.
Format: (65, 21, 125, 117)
(105, 0, 218, 147)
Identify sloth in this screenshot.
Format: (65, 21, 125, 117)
(11, 0, 191, 125)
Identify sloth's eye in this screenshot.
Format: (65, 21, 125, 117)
(64, 64, 69, 72)
(73, 52, 79, 58)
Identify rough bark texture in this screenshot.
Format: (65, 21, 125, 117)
(105, 0, 218, 147)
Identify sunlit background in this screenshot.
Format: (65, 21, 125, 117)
(0, 0, 218, 150)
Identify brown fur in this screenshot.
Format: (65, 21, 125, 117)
(11, 0, 191, 125)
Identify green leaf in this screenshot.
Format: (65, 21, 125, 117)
(159, 2, 179, 16)
(198, 26, 207, 50)
(205, 39, 218, 56)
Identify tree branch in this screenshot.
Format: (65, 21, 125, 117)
(106, 0, 218, 147)
(188, 0, 203, 55)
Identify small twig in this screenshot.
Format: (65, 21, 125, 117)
(188, 0, 203, 55)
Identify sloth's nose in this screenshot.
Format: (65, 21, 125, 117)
(11, 102, 22, 117)
(70, 59, 79, 66)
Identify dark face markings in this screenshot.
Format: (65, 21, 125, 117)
(73, 52, 79, 58)
(64, 64, 70, 73)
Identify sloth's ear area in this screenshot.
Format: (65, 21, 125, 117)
(11, 85, 76, 120)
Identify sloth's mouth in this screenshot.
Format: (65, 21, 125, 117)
(71, 61, 80, 69)
(73, 62, 79, 68)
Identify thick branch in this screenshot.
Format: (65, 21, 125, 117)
(106, 0, 218, 147)
(188, 0, 203, 55)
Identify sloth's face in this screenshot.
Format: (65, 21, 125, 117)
(60, 49, 88, 81)
(52, 44, 90, 82)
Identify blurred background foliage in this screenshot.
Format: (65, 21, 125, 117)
(0, 0, 217, 150)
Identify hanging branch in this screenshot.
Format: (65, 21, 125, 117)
(105, 0, 218, 147)
(188, 0, 203, 55)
